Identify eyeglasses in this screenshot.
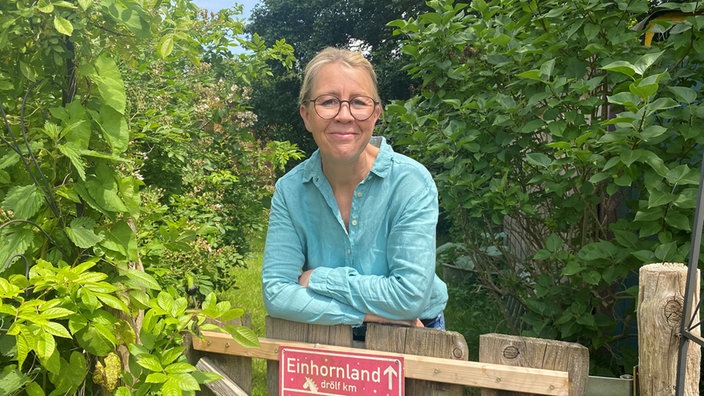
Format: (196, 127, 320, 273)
(306, 94, 379, 121)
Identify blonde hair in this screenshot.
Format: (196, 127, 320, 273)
(299, 47, 380, 105)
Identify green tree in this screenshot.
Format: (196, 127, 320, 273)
(383, 0, 704, 375)
(246, 0, 430, 155)
(0, 1, 294, 393)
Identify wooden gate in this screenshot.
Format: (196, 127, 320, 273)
(187, 316, 588, 395)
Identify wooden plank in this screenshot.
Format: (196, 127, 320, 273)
(185, 315, 252, 396)
(366, 323, 469, 395)
(264, 316, 353, 395)
(638, 263, 700, 396)
(195, 357, 248, 396)
(479, 334, 588, 396)
(192, 331, 569, 395)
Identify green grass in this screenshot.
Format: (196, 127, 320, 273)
(219, 232, 268, 395)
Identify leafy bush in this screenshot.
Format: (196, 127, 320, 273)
(0, 1, 294, 393)
(384, 0, 704, 375)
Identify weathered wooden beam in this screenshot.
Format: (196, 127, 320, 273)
(195, 357, 248, 396)
(639, 263, 701, 396)
(192, 331, 569, 396)
(479, 334, 589, 396)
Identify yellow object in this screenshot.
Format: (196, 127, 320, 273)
(93, 352, 122, 392)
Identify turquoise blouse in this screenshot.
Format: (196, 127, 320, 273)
(262, 136, 448, 325)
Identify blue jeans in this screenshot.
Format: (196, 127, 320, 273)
(421, 312, 446, 330)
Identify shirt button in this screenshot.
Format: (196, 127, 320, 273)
(347, 248, 352, 255)
(351, 219, 358, 226)
(356, 191, 363, 198)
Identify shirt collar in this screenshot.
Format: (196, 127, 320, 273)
(302, 136, 393, 182)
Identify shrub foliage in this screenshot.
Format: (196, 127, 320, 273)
(0, 0, 296, 394)
(383, 0, 704, 374)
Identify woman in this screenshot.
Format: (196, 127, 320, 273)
(262, 47, 447, 332)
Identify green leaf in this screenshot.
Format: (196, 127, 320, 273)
(159, 34, 175, 59)
(137, 355, 163, 372)
(632, 250, 655, 262)
(156, 291, 174, 313)
(65, 217, 104, 248)
(35, 332, 61, 374)
(655, 242, 679, 261)
(0, 150, 20, 170)
(24, 381, 45, 396)
(647, 97, 680, 114)
(668, 86, 698, 104)
(633, 51, 664, 75)
(115, 387, 133, 396)
(221, 307, 245, 322)
(57, 144, 87, 181)
(92, 55, 126, 114)
(2, 184, 44, 219)
(99, 105, 129, 154)
(96, 293, 130, 312)
(0, 278, 22, 299)
(86, 163, 130, 213)
(101, 0, 152, 39)
(0, 228, 34, 280)
(629, 81, 658, 100)
(607, 92, 640, 106)
(601, 61, 636, 78)
(516, 69, 542, 81)
(48, 350, 86, 393)
(41, 321, 72, 339)
(164, 362, 196, 374)
(583, 22, 600, 41)
(146, 373, 168, 383)
(582, 270, 601, 285)
(665, 212, 691, 231)
(75, 322, 116, 356)
(666, 164, 699, 186)
(129, 289, 152, 309)
(648, 189, 675, 207)
(640, 125, 667, 141)
(225, 325, 260, 348)
(19, 61, 37, 82)
(0, 366, 31, 395)
(124, 269, 161, 290)
(168, 373, 200, 391)
(640, 151, 669, 177)
(525, 153, 551, 168)
(539, 59, 555, 80)
(562, 261, 583, 276)
(191, 370, 222, 384)
(101, 220, 138, 260)
(161, 378, 183, 396)
(159, 347, 185, 367)
(53, 15, 73, 36)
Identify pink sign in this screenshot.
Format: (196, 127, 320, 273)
(279, 346, 404, 395)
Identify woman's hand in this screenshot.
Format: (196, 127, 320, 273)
(298, 269, 313, 287)
(363, 313, 423, 327)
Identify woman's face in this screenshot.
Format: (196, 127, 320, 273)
(300, 62, 381, 164)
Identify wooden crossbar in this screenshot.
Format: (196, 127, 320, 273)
(192, 331, 569, 396)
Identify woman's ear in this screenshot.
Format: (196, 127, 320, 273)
(300, 104, 313, 132)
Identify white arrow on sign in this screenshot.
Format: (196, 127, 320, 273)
(383, 365, 398, 389)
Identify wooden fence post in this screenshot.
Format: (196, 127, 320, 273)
(478, 334, 588, 396)
(265, 316, 353, 395)
(365, 323, 470, 395)
(638, 263, 700, 396)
